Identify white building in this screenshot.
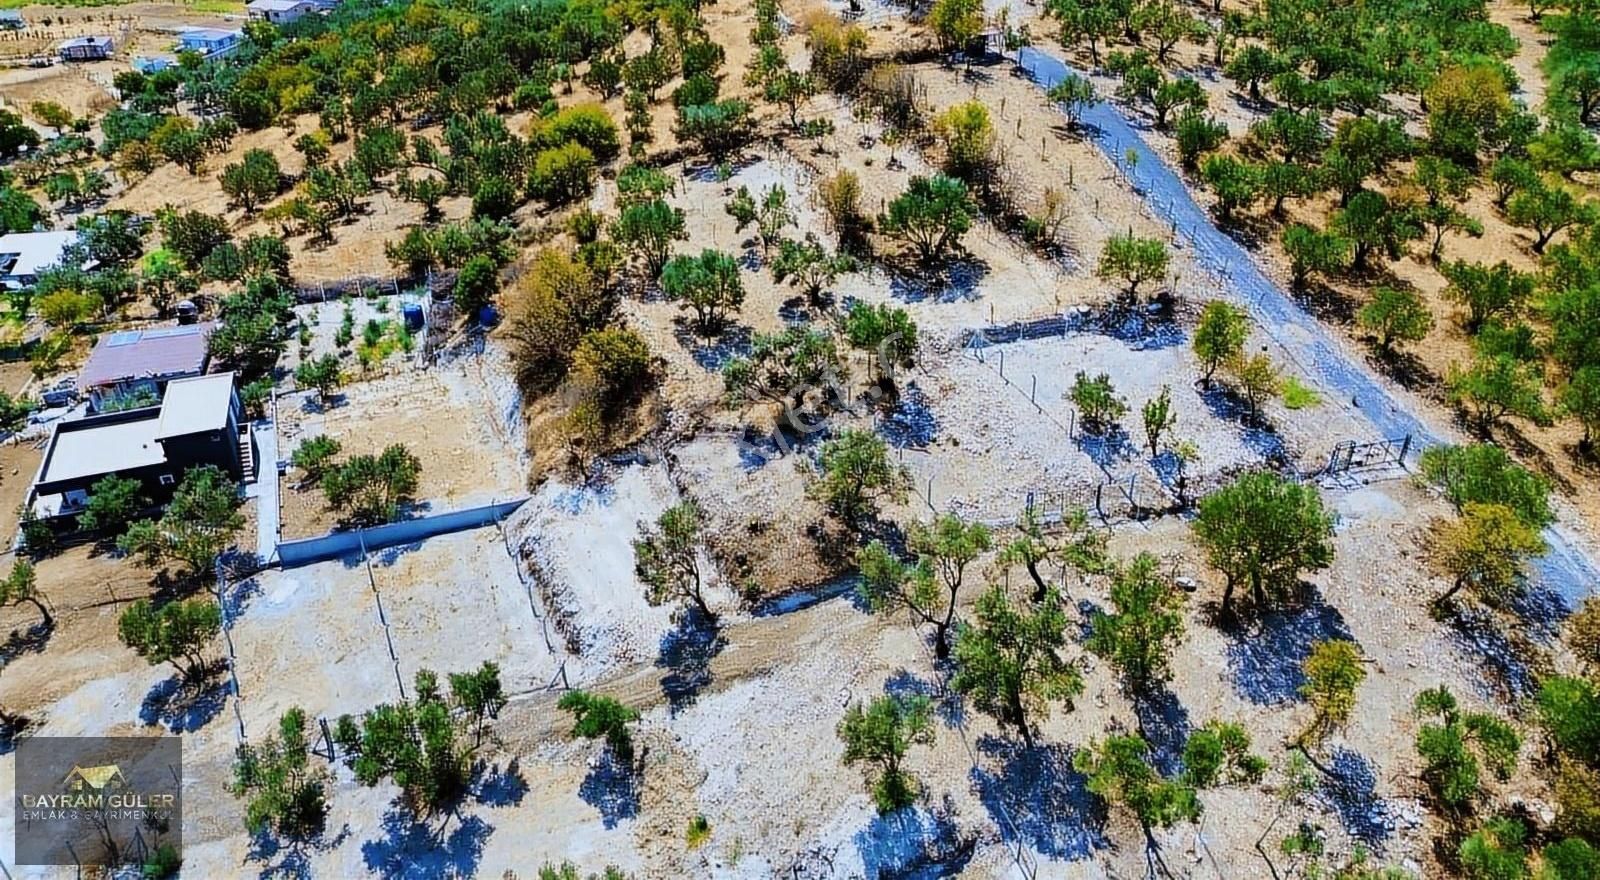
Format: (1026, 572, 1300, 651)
(0, 231, 90, 289)
(246, 0, 316, 25)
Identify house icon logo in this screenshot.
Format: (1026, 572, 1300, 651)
(62, 764, 127, 792)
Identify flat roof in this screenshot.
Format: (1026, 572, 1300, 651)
(156, 372, 234, 439)
(0, 231, 81, 279)
(40, 415, 166, 484)
(78, 322, 213, 389)
(179, 27, 241, 41)
(247, 0, 310, 9)
(59, 35, 112, 48)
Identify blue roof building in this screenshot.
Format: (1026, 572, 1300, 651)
(177, 27, 243, 59)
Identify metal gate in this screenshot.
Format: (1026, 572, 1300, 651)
(1324, 434, 1412, 475)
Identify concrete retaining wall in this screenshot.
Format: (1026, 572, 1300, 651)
(276, 497, 529, 568)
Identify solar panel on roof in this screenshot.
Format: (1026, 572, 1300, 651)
(105, 331, 143, 346)
(141, 326, 200, 340)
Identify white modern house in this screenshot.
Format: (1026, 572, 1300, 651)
(0, 231, 90, 289)
(246, 0, 315, 24)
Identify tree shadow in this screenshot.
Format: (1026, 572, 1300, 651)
(854, 513, 908, 558)
(878, 382, 939, 449)
(1075, 425, 1134, 469)
(1222, 590, 1354, 705)
(655, 608, 726, 715)
(1214, 211, 1280, 251)
(672, 318, 754, 371)
(1198, 385, 1288, 464)
(735, 419, 830, 472)
(470, 758, 528, 807)
(887, 258, 990, 304)
(1315, 746, 1394, 849)
(0, 618, 54, 666)
(1064, 300, 1186, 350)
(970, 735, 1108, 861)
(1130, 685, 1192, 777)
(0, 713, 30, 756)
(1441, 603, 1544, 701)
(297, 392, 348, 414)
(577, 750, 640, 829)
(221, 575, 263, 624)
(246, 825, 352, 880)
(852, 799, 976, 879)
(778, 294, 817, 325)
(1291, 281, 1361, 327)
(751, 572, 867, 618)
(139, 670, 230, 733)
(1366, 347, 1441, 394)
(882, 668, 964, 728)
(359, 810, 492, 880)
(1498, 422, 1576, 496)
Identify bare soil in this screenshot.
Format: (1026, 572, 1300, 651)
(275, 351, 527, 538)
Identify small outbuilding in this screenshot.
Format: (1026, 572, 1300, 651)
(57, 35, 115, 62)
(0, 10, 26, 30)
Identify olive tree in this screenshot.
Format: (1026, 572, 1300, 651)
(1086, 553, 1186, 692)
(346, 669, 475, 815)
(118, 598, 221, 681)
(1358, 287, 1434, 356)
(633, 501, 715, 624)
(0, 560, 50, 630)
(857, 514, 991, 658)
(1193, 471, 1334, 617)
(722, 326, 844, 411)
(1096, 233, 1169, 298)
(118, 465, 244, 580)
(1413, 686, 1520, 813)
(558, 689, 638, 764)
(612, 198, 687, 277)
(1296, 638, 1364, 748)
(322, 445, 422, 524)
(659, 249, 745, 335)
(878, 175, 974, 264)
(809, 429, 907, 523)
(1431, 502, 1544, 610)
(1192, 301, 1248, 386)
(231, 707, 330, 839)
(837, 693, 934, 814)
(951, 585, 1081, 746)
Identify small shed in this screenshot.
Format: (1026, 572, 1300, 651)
(0, 10, 25, 30)
(58, 35, 115, 62)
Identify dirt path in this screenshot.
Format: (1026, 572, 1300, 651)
(1015, 45, 1600, 608)
(491, 592, 885, 752)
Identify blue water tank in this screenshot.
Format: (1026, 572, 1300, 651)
(478, 305, 500, 326)
(401, 302, 424, 332)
